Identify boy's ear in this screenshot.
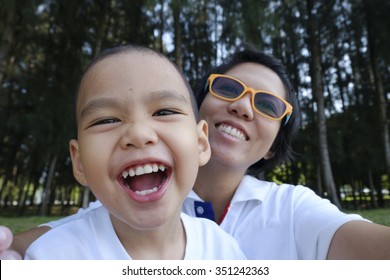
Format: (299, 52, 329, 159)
(69, 139, 88, 186)
(197, 120, 211, 166)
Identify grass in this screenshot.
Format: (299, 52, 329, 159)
(0, 216, 65, 234)
(344, 208, 390, 226)
(0, 205, 77, 234)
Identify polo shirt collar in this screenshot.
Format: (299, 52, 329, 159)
(187, 175, 272, 204)
(231, 175, 271, 204)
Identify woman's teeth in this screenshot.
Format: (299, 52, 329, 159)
(217, 124, 247, 141)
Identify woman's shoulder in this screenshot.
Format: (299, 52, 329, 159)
(240, 175, 320, 202)
(243, 175, 313, 190)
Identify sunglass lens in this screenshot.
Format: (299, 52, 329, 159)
(212, 77, 244, 99)
(254, 93, 286, 118)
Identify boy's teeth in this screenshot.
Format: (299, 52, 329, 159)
(122, 163, 166, 178)
(129, 169, 135, 177)
(135, 166, 144, 175)
(218, 124, 247, 141)
(135, 187, 159, 196)
(144, 164, 153, 174)
(159, 164, 165, 171)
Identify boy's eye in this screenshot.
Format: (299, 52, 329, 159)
(153, 109, 180, 116)
(91, 118, 120, 126)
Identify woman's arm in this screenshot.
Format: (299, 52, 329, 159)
(11, 226, 51, 258)
(327, 220, 390, 259)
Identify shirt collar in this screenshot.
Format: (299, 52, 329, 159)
(231, 175, 271, 203)
(187, 175, 272, 204)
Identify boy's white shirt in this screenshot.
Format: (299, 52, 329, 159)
(25, 205, 245, 260)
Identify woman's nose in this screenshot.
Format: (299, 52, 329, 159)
(227, 93, 254, 121)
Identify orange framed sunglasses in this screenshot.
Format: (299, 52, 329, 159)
(207, 74, 293, 124)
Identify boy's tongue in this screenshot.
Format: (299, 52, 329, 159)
(130, 172, 162, 192)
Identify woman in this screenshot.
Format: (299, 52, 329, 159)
(182, 46, 390, 259)
(2, 45, 390, 259)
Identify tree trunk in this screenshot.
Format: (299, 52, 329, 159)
(368, 170, 378, 209)
(158, 0, 165, 54)
(365, 8, 390, 182)
(316, 165, 323, 195)
(306, 0, 341, 209)
(94, 0, 111, 56)
(82, 187, 90, 209)
(40, 154, 58, 216)
(351, 177, 358, 210)
(0, 1, 16, 92)
(171, 0, 183, 69)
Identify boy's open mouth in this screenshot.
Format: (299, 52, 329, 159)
(119, 163, 169, 197)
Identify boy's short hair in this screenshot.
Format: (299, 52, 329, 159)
(194, 44, 301, 176)
(74, 44, 199, 129)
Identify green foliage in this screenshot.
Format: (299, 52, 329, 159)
(1, 0, 390, 214)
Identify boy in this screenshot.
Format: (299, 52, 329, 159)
(23, 45, 245, 259)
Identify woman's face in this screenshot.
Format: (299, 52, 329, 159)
(199, 62, 287, 171)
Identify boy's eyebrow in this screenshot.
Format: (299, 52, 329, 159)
(79, 91, 189, 119)
(79, 97, 124, 119)
(146, 90, 189, 104)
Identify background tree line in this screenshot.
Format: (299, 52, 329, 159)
(1, 0, 390, 216)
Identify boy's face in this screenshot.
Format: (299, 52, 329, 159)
(70, 51, 210, 231)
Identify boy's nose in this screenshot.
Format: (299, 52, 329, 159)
(227, 93, 254, 121)
(120, 123, 158, 149)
